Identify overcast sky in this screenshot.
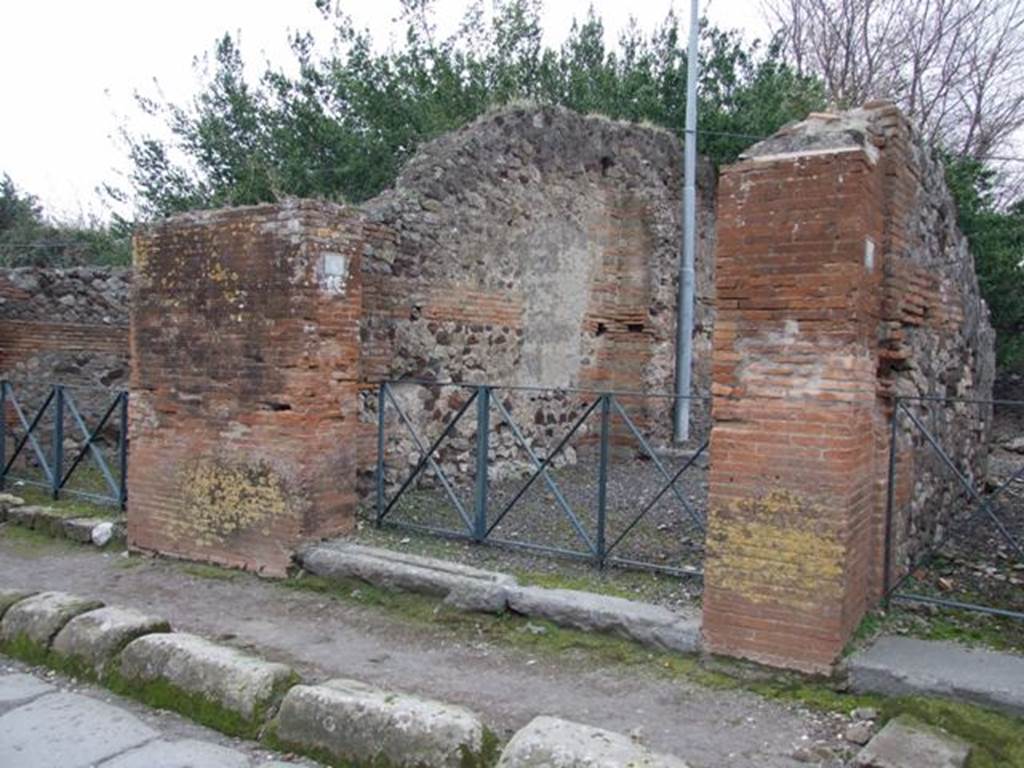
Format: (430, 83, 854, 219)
(0, 1, 769, 221)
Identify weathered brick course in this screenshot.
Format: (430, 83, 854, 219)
(128, 201, 368, 575)
(704, 105, 994, 673)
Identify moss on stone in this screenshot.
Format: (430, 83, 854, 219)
(262, 719, 502, 768)
(104, 662, 297, 739)
(0, 633, 52, 666)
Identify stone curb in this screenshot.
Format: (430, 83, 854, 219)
(0, 586, 698, 767)
(0, 495, 126, 549)
(496, 715, 691, 767)
(271, 678, 489, 768)
(52, 605, 170, 677)
(300, 542, 703, 654)
(298, 541, 515, 599)
(847, 636, 1024, 717)
(117, 632, 298, 735)
(0, 591, 104, 653)
(507, 586, 701, 654)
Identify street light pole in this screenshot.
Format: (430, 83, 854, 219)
(673, 0, 700, 443)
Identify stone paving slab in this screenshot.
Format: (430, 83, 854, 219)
(853, 714, 970, 768)
(118, 632, 296, 728)
(507, 586, 701, 654)
(52, 605, 170, 676)
(0, 590, 104, 649)
(273, 677, 485, 768)
(101, 738, 252, 768)
(496, 715, 691, 767)
(848, 636, 1024, 716)
(0, 671, 55, 713)
(0, 691, 158, 768)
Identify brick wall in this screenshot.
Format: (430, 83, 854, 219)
(704, 105, 994, 673)
(128, 201, 367, 575)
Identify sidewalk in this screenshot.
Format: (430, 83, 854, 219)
(0, 533, 850, 768)
(0, 661, 315, 768)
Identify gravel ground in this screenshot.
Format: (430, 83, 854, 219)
(363, 445, 709, 610)
(375, 446, 708, 566)
(0, 535, 858, 768)
(890, 396, 1024, 650)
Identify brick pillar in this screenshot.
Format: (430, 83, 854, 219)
(703, 138, 885, 673)
(127, 201, 365, 575)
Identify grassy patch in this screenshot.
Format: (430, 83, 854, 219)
(0, 524, 80, 554)
(1, 633, 52, 666)
(13, 484, 120, 520)
(849, 604, 1024, 656)
(179, 563, 246, 582)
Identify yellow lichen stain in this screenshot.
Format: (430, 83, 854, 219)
(709, 489, 845, 607)
(171, 457, 287, 548)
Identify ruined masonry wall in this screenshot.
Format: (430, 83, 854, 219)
(0, 267, 130, 421)
(359, 105, 716, 488)
(128, 202, 366, 575)
(703, 104, 995, 674)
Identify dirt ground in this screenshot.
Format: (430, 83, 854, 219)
(0, 531, 855, 768)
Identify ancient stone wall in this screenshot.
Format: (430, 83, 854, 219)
(0, 267, 130, 420)
(358, 105, 716, 491)
(128, 201, 367, 574)
(873, 107, 997, 576)
(703, 104, 995, 673)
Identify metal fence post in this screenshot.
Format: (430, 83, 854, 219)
(883, 398, 900, 598)
(473, 385, 491, 542)
(52, 385, 64, 500)
(117, 392, 129, 509)
(596, 393, 611, 567)
(376, 383, 387, 526)
(0, 380, 6, 491)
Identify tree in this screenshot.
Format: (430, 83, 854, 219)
(945, 157, 1024, 367)
(0, 174, 131, 268)
(764, 0, 1024, 160)
(113, 0, 824, 218)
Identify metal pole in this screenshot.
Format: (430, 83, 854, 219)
(883, 399, 900, 597)
(673, 0, 700, 444)
(473, 386, 491, 542)
(117, 392, 129, 509)
(0, 381, 6, 491)
(596, 394, 611, 566)
(52, 385, 64, 500)
(376, 383, 387, 525)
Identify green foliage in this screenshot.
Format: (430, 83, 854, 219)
(0, 173, 132, 268)
(944, 156, 1024, 369)
(116, 1, 824, 217)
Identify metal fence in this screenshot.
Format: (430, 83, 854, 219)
(884, 395, 1024, 621)
(373, 381, 709, 577)
(0, 380, 129, 508)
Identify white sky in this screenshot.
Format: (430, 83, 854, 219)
(0, 1, 769, 221)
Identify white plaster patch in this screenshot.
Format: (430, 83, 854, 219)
(864, 237, 876, 273)
(319, 252, 349, 295)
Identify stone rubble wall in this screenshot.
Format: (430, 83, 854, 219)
(358, 105, 717, 494)
(0, 267, 130, 449)
(870, 105, 997, 578)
